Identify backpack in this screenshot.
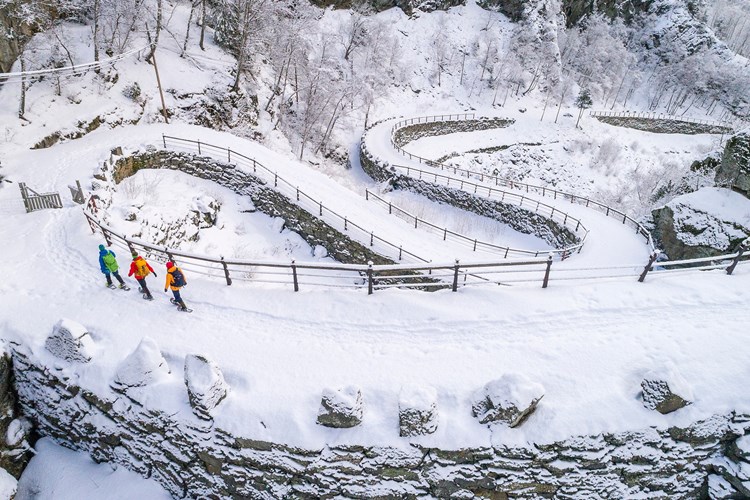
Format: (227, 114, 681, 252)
(136, 259, 151, 277)
(102, 252, 118, 272)
(170, 268, 186, 287)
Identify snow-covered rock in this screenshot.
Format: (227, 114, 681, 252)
(112, 338, 170, 390)
(44, 318, 94, 364)
(316, 387, 363, 428)
(398, 384, 438, 437)
(0, 467, 16, 500)
(472, 374, 544, 427)
(184, 355, 229, 420)
(651, 187, 750, 260)
(641, 364, 693, 414)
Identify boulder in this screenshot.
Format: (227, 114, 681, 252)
(316, 387, 363, 428)
(45, 319, 94, 363)
(651, 187, 750, 260)
(472, 374, 544, 428)
(112, 337, 170, 390)
(184, 355, 229, 420)
(399, 384, 438, 437)
(715, 132, 750, 197)
(641, 365, 693, 414)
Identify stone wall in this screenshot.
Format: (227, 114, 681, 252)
(394, 175, 579, 250)
(594, 116, 733, 135)
(392, 118, 514, 149)
(360, 138, 581, 250)
(10, 343, 750, 498)
(113, 150, 396, 266)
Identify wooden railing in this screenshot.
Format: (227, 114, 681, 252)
(83, 211, 558, 293)
(162, 135, 429, 264)
(381, 163, 589, 252)
(382, 115, 655, 250)
(83, 210, 749, 294)
(364, 189, 566, 259)
(19, 182, 63, 213)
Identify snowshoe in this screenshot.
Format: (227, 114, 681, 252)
(169, 298, 176, 305)
(178, 307, 193, 313)
(107, 283, 117, 289)
(119, 284, 131, 291)
(143, 294, 154, 301)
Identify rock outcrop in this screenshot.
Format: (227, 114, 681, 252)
(317, 386, 364, 428)
(45, 318, 94, 363)
(641, 364, 693, 414)
(651, 187, 750, 260)
(184, 354, 229, 420)
(716, 133, 750, 198)
(399, 384, 439, 437)
(471, 374, 544, 427)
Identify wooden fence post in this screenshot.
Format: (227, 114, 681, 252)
(102, 227, 113, 246)
(367, 261, 374, 295)
(452, 259, 460, 292)
(726, 247, 746, 275)
(542, 254, 553, 288)
(221, 256, 232, 285)
(638, 252, 659, 282)
(291, 260, 299, 291)
(166, 249, 175, 263)
(19, 183, 29, 213)
(126, 240, 136, 255)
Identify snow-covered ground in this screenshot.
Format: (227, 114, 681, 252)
(0, 0, 748, 494)
(16, 438, 171, 499)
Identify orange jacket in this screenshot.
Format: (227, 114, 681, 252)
(164, 265, 187, 291)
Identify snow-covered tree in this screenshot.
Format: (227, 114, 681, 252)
(575, 87, 592, 128)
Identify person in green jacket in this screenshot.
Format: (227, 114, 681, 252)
(98, 244, 127, 289)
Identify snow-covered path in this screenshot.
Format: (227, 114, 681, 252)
(1, 199, 749, 449)
(363, 116, 654, 267)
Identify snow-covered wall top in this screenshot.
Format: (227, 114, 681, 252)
(11, 339, 750, 498)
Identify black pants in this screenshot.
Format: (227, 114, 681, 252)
(137, 278, 152, 298)
(105, 271, 124, 286)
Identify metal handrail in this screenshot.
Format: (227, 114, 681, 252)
(161, 135, 430, 264)
(380, 115, 655, 250)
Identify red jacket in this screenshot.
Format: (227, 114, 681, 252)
(128, 257, 155, 279)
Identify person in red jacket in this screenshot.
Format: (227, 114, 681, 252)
(128, 252, 157, 300)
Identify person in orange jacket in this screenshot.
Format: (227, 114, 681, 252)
(128, 252, 156, 300)
(164, 261, 189, 311)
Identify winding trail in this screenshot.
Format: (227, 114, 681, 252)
(362, 116, 652, 268)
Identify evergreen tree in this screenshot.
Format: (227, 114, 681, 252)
(575, 88, 593, 128)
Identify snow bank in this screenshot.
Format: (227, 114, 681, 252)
(45, 318, 94, 364)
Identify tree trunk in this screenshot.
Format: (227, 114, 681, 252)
(146, 0, 163, 63)
(199, 0, 206, 51)
(18, 56, 26, 119)
(182, 0, 198, 56)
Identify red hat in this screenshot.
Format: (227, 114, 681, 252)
(166, 261, 174, 269)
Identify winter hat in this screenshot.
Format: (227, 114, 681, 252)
(98, 244, 106, 251)
(166, 261, 174, 269)
(131, 251, 138, 258)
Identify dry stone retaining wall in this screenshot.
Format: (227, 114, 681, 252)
(112, 150, 396, 266)
(9, 344, 750, 498)
(360, 139, 580, 250)
(392, 118, 514, 148)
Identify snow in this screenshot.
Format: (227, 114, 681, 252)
(0, 468, 16, 500)
(482, 374, 545, 412)
(0, 0, 748, 493)
(670, 187, 750, 226)
(16, 438, 171, 500)
(399, 384, 438, 412)
(113, 337, 171, 389)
